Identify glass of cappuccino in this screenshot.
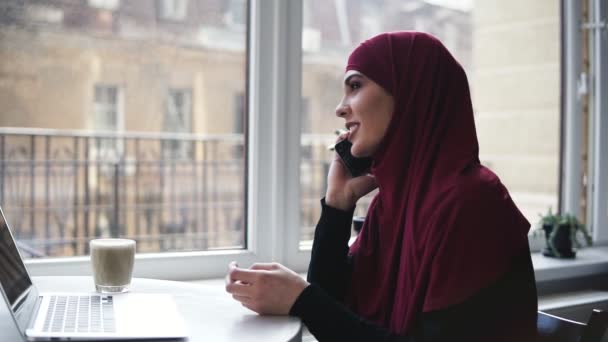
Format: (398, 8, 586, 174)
(90, 239, 136, 293)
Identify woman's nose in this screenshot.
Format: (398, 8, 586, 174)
(335, 99, 348, 118)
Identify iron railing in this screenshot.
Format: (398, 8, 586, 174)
(0, 128, 247, 257)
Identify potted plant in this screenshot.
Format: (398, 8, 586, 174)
(536, 208, 593, 258)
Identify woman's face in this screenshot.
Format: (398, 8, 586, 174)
(335, 70, 394, 158)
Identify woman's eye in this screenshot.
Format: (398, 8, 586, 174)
(350, 81, 361, 90)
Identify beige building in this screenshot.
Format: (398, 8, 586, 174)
(0, 0, 247, 136)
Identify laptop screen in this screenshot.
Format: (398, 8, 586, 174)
(0, 207, 33, 308)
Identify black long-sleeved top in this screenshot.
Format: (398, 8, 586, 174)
(289, 199, 538, 342)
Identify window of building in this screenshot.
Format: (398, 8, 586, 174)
(93, 85, 120, 131)
(88, 0, 120, 11)
(165, 89, 192, 133)
(92, 84, 123, 159)
(163, 88, 193, 159)
(157, 0, 188, 21)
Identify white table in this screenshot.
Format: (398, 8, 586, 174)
(27, 276, 302, 342)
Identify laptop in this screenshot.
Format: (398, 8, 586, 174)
(0, 206, 189, 341)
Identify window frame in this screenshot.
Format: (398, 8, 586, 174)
(25, 0, 307, 280)
(588, 0, 607, 244)
(562, 0, 608, 245)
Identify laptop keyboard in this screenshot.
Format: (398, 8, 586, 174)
(42, 295, 115, 333)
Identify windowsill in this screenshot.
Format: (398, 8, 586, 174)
(187, 245, 608, 286)
(532, 245, 608, 282)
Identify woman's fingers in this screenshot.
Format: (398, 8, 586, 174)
(232, 294, 251, 302)
(229, 261, 238, 270)
(226, 261, 238, 285)
(225, 262, 310, 315)
(328, 132, 350, 157)
(226, 280, 254, 297)
(229, 266, 258, 284)
(250, 262, 280, 271)
(334, 131, 350, 144)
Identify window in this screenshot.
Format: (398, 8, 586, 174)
(0, 0, 249, 278)
(93, 85, 121, 131)
(163, 89, 192, 159)
(157, 0, 188, 21)
(92, 85, 123, 159)
(299, 0, 560, 249)
(88, 0, 120, 11)
(165, 89, 192, 133)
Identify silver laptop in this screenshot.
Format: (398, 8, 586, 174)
(0, 206, 189, 341)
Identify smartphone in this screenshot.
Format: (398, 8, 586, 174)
(334, 139, 372, 177)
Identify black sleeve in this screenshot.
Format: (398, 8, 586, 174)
(291, 284, 414, 342)
(306, 198, 355, 302)
(292, 243, 537, 342)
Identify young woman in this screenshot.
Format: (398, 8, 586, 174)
(225, 31, 538, 341)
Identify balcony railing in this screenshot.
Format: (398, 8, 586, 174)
(0, 128, 248, 258)
(0, 128, 363, 258)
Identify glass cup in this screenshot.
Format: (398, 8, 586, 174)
(353, 216, 365, 234)
(90, 238, 136, 293)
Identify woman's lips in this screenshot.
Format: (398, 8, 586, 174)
(348, 123, 359, 139)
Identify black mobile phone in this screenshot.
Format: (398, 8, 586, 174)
(334, 139, 372, 177)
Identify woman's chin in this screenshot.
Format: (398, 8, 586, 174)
(350, 144, 370, 158)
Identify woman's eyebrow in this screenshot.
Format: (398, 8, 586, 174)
(344, 74, 361, 85)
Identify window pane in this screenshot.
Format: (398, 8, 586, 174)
(93, 85, 120, 131)
(0, 0, 248, 258)
(299, 0, 560, 244)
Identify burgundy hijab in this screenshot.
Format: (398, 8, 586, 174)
(345, 32, 531, 334)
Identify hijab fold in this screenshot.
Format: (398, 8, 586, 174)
(345, 32, 530, 334)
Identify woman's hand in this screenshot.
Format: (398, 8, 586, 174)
(225, 262, 309, 315)
(325, 132, 378, 210)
